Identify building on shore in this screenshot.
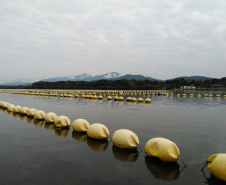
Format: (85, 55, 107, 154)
(180, 86, 196, 90)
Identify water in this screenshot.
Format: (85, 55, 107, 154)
(0, 91, 226, 185)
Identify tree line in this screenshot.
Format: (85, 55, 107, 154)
(0, 77, 225, 90)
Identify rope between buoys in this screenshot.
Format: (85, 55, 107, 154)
(137, 144, 142, 155)
(201, 161, 211, 171)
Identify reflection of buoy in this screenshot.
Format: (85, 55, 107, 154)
(145, 137, 180, 162)
(27, 108, 37, 117)
(54, 116, 70, 128)
(87, 137, 109, 152)
(34, 110, 46, 120)
(72, 119, 90, 132)
(33, 120, 45, 128)
(87, 123, 109, 140)
(45, 112, 57, 123)
(27, 117, 35, 124)
(19, 115, 27, 121)
(207, 153, 226, 181)
(54, 127, 70, 137)
(112, 146, 139, 162)
(112, 129, 139, 149)
(44, 122, 54, 130)
(145, 156, 180, 181)
(72, 132, 88, 142)
(20, 107, 29, 115)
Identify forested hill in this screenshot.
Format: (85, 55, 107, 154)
(0, 77, 222, 90)
(0, 77, 225, 90)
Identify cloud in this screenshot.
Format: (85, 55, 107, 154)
(0, 0, 226, 83)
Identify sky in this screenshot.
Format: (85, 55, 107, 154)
(0, 0, 226, 83)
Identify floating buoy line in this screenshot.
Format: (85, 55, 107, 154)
(0, 90, 226, 181)
(0, 90, 225, 106)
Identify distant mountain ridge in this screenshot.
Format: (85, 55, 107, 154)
(168, 76, 212, 81)
(0, 73, 219, 86)
(0, 82, 32, 86)
(41, 72, 122, 82)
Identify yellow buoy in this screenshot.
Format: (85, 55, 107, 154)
(20, 107, 29, 115)
(45, 112, 57, 123)
(34, 110, 46, 120)
(112, 129, 139, 149)
(204, 94, 208, 97)
(114, 96, 119, 101)
(224, 95, 226, 98)
(197, 94, 201, 98)
(98, 95, 103, 99)
(27, 108, 37, 117)
(138, 98, 144, 102)
(145, 98, 151, 103)
(177, 94, 180, 97)
(182, 94, 186, 97)
(72, 119, 90, 132)
(131, 97, 137, 102)
(7, 104, 15, 112)
(1, 102, 9, 108)
(118, 97, 124, 101)
(13, 105, 21, 113)
(87, 123, 109, 140)
(54, 115, 70, 128)
(216, 94, 221, 98)
(145, 137, 180, 162)
(126, 97, 131, 101)
(208, 153, 226, 181)
(107, 96, 112, 100)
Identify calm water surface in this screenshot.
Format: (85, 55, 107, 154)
(0, 91, 226, 185)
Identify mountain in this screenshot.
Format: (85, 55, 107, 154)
(0, 82, 32, 86)
(1, 74, 217, 86)
(41, 72, 122, 82)
(111, 74, 162, 81)
(168, 76, 212, 81)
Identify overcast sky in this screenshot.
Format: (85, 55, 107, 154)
(0, 0, 226, 83)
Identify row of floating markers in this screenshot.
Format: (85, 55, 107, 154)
(1, 89, 226, 98)
(176, 93, 226, 98)
(1, 100, 226, 182)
